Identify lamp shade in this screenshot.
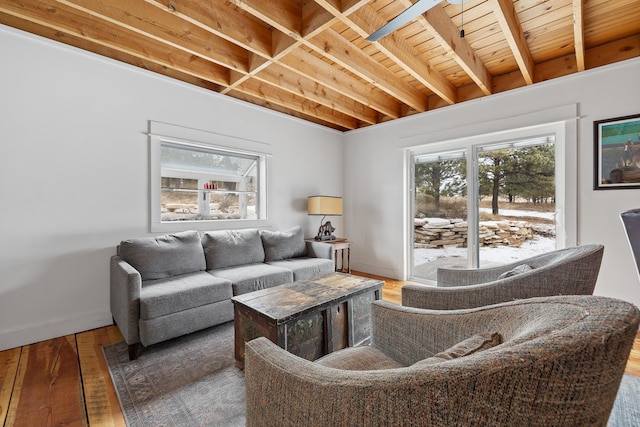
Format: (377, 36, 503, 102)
(308, 196, 343, 216)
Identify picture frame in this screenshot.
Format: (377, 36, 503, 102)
(593, 113, 640, 190)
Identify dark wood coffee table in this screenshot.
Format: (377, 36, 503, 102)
(231, 272, 384, 368)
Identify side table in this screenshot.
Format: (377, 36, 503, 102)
(307, 238, 351, 273)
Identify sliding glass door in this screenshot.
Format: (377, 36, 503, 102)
(410, 133, 559, 283)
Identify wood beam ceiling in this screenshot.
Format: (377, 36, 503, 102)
(0, 0, 638, 131)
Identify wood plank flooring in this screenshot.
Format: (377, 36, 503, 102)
(1, 272, 638, 427)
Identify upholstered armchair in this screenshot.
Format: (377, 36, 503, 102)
(621, 208, 640, 279)
(244, 295, 639, 427)
(402, 244, 604, 310)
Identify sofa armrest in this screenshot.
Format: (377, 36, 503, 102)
(305, 240, 333, 260)
(110, 255, 142, 345)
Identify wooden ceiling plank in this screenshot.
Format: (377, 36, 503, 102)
(58, 0, 250, 72)
(235, 78, 358, 130)
(424, 4, 493, 95)
(0, 0, 230, 85)
(490, 0, 535, 84)
(310, 28, 428, 112)
(144, 0, 272, 58)
(255, 64, 378, 124)
(282, 49, 401, 119)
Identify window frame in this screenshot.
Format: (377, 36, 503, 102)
(406, 120, 574, 283)
(149, 121, 270, 233)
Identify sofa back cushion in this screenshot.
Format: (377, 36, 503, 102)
(260, 226, 308, 262)
(202, 229, 265, 270)
(118, 230, 206, 281)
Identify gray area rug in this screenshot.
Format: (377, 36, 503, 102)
(608, 373, 640, 427)
(104, 322, 639, 427)
(103, 321, 244, 427)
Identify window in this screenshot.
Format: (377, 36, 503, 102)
(408, 122, 570, 283)
(149, 122, 269, 232)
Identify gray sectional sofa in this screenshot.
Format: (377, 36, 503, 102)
(110, 226, 334, 359)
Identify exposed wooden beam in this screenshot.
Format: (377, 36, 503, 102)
(321, 1, 457, 105)
(572, 0, 585, 71)
(0, 0, 231, 85)
(280, 49, 402, 119)
(310, 28, 429, 112)
(490, 0, 535, 85)
(145, 0, 273, 58)
(423, 5, 493, 96)
(254, 64, 379, 125)
(58, 0, 249, 72)
(0, 12, 224, 93)
(232, 79, 359, 130)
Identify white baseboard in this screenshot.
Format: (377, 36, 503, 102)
(351, 262, 402, 281)
(0, 309, 113, 352)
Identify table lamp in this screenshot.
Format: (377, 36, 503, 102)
(308, 196, 343, 241)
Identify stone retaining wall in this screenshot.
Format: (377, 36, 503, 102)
(414, 218, 534, 249)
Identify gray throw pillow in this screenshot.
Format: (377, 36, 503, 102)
(118, 230, 206, 281)
(202, 229, 265, 270)
(498, 264, 533, 279)
(260, 226, 308, 262)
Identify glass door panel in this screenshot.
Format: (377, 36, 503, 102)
(411, 150, 467, 282)
(475, 138, 557, 268)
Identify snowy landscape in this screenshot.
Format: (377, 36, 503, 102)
(414, 207, 556, 267)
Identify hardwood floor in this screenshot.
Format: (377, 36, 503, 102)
(1, 272, 638, 426)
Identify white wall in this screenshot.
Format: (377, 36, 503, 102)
(344, 57, 640, 309)
(1, 24, 638, 351)
(0, 26, 343, 351)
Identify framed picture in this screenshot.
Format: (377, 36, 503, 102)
(594, 113, 640, 190)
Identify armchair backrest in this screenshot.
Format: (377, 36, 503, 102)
(621, 208, 640, 280)
(403, 244, 604, 310)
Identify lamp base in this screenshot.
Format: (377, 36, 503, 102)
(315, 220, 337, 241)
(315, 234, 337, 241)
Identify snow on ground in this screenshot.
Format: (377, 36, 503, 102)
(479, 207, 555, 220)
(414, 207, 557, 267)
(414, 236, 556, 265)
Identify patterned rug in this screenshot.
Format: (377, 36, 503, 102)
(104, 322, 639, 427)
(103, 322, 244, 427)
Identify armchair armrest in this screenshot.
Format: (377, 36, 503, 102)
(245, 336, 448, 427)
(437, 264, 515, 287)
(110, 255, 142, 345)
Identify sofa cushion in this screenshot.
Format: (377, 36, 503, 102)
(209, 263, 293, 295)
(202, 229, 265, 270)
(119, 230, 206, 281)
(139, 271, 233, 320)
(316, 346, 404, 370)
(266, 257, 335, 281)
(412, 332, 502, 367)
(260, 226, 308, 262)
